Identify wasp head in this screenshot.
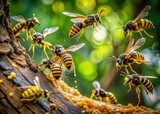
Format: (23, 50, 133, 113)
(123, 21, 132, 36)
(124, 75, 133, 85)
(53, 45, 64, 55)
(95, 14, 101, 23)
(116, 59, 123, 71)
(32, 17, 40, 26)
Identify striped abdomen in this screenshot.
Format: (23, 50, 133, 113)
(22, 86, 41, 99)
(134, 19, 155, 30)
(62, 54, 73, 70)
(107, 92, 117, 104)
(141, 77, 154, 93)
(13, 22, 26, 36)
(51, 64, 62, 80)
(69, 22, 83, 38)
(130, 51, 144, 64)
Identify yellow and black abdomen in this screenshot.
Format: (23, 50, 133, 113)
(141, 77, 154, 93)
(130, 51, 144, 64)
(135, 19, 155, 30)
(61, 54, 73, 70)
(107, 92, 117, 104)
(13, 22, 26, 37)
(21, 86, 41, 99)
(69, 22, 83, 38)
(51, 64, 62, 80)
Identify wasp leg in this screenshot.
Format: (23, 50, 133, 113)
(96, 22, 101, 30)
(129, 32, 133, 40)
(28, 43, 35, 58)
(43, 43, 49, 59)
(77, 28, 84, 41)
(138, 31, 144, 38)
(143, 30, 153, 38)
(90, 92, 94, 99)
(136, 87, 141, 106)
(26, 31, 29, 40)
(46, 42, 53, 50)
(125, 67, 129, 75)
(92, 23, 99, 32)
(128, 64, 138, 74)
(20, 96, 37, 102)
(127, 84, 132, 93)
(133, 59, 143, 65)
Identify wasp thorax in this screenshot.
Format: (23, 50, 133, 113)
(54, 45, 64, 55)
(33, 33, 44, 39)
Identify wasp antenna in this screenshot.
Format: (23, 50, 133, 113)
(99, 8, 106, 16)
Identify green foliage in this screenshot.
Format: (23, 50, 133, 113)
(9, 0, 160, 109)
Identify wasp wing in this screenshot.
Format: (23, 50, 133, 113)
(63, 12, 86, 18)
(65, 43, 85, 52)
(63, 12, 87, 23)
(125, 38, 135, 54)
(11, 15, 26, 22)
(71, 18, 88, 23)
(132, 5, 151, 24)
(33, 76, 41, 90)
(43, 27, 59, 38)
(126, 38, 146, 54)
(92, 81, 101, 89)
(141, 76, 157, 79)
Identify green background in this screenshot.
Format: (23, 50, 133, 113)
(9, 0, 160, 109)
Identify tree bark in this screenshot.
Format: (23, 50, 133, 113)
(0, 0, 81, 114)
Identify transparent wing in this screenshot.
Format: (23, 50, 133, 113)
(125, 38, 135, 53)
(92, 81, 101, 89)
(43, 27, 59, 37)
(63, 12, 86, 18)
(33, 76, 41, 90)
(11, 15, 26, 22)
(65, 43, 85, 52)
(133, 5, 151, 24)
(126, 38, 146, 54)
(142, 76, 157, 79)
(71, 18, 88, 23)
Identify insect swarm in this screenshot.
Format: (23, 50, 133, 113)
(63, 8, 106, 40)
(121, 72, 157, 106)
(110, 38, 147, 74)
(29, 27, 59, 58)
(11, 14, 40, 40)
(123, 5, 155, 39)
(90, 81, 117, 104)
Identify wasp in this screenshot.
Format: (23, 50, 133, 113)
(123, 5, 155, 39)
(37, 59, 62, 80)
(121, 71, 157, 105)
(20, 76, 51, 102)
(11, 14, 40, 40)
(90, 81, 117, 104)
(110, 38, 147, 74)
(29, 27, 59, 58)
(63, 8, 106, 40)
(51, 43, 85, 87)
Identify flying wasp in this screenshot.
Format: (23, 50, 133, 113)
(37, 59, 62, 81)
(63, 8, 106, 40)
(20, 76, 51, 102)
(29, 27, 59, 58)
(51, 43, 85, 87)
(11, 14, 40, 40)
(123, 5, 155, 39)
(90, 81, 117, 104)
(121, 71, 157, 106)
(109, 38, 147, 74)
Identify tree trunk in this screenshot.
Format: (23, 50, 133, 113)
(0, 0, 81, 114)
(0, 0, 159, 114)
